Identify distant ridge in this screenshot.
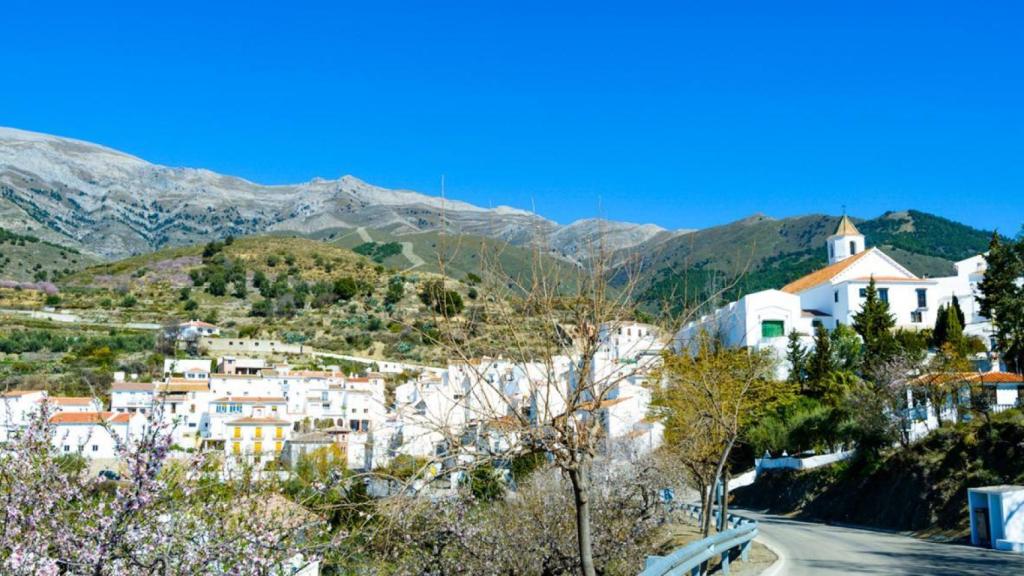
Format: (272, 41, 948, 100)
(0, 127, 681, 260)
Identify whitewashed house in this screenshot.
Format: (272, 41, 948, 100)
(50, 411, 144, 459)
(110, 381, 156, 415)
(162, 357, 213, 377)
(49, 396, 105, 414)
(905, 370, 1024, 441)
(0, 390, 48, 441)
(674, 216, 996, 378)
(225, 414, 291, 464)
(218, 356, 266, 375)
(179, 320, 220, 339)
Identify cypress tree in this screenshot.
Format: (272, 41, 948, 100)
(785, 329, 808, 388)
(808, 323, 834, 393)
(933, 303, 948, 348)
(951, 295, 966, 328)
(852, 277, 896, 368)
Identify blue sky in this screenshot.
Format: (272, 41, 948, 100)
(2, 1, 1022, 233)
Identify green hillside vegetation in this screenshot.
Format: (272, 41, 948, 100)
(50, 235, 564, 365)
(0, 316, 156, 397)
(305, 226, 581, 291)
(631, 211, 996, 314)
(352, 241, 403, 263)
(733, 409, 1024, 539)
(0, 227, 98, 282)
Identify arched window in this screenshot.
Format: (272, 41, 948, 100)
(849, 240, 856, 255)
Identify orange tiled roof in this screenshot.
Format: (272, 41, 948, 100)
(1, 390, 42, 398)
(781, 250, 872, 294)
(49, 411, 115, 425)
(112, 382, 156, 392)
(911, 372, 1024, 385)
(48, 396, 96, 406)
(228, 416, 290, 425)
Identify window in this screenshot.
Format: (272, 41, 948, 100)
(254, 441, 263, 453)
(92, 445, 99, 452)
(233, 427, 241, 439)
(350, 419, 360, 431)
(274, 441, 283, 452)
(834, 291, 839, 303)
(254, 427, 263, 439)
(829, 244, 834, 258)
(849, 240, 856, 255)
(916, 288, 927, 308)
(275, 426, 283, 439)
(761, 320, 785, 338)
(860, 287, 889, 302)
(232, 442, 241, 454)
(911, 311, 923, 323)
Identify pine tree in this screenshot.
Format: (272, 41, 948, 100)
(852, 277, 896, 368)
(979, 233, 1024, 372)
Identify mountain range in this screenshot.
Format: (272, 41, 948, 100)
(0, 127, 681, 262)
(0, 127, 1001, 308)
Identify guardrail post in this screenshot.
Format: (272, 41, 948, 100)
(721, 551, 730, 574)
(740, 539, 750, 562)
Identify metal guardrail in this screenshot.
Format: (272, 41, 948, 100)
(639, 502, 758, 576)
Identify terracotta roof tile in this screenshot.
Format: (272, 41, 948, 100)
(781, 250, 872, 294)
(49, 411, 115, 424)
(48, 396, 96, 406)
(1, 390, 42, 398)
(228, 416, 290, 425)
(911, 372, 1024, 385)
(112, 382, 156, 392)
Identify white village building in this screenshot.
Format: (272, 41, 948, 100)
(674, 216, 995, 378)
(50, 411, 145, 459)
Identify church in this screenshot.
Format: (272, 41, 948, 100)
(673, 216, 993, 377)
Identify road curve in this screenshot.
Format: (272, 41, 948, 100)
(742, 510, 1024, 576)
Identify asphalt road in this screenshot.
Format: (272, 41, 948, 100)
(742, 510, 1024, 575)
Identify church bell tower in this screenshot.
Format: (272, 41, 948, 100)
(827, 215, 865, 264)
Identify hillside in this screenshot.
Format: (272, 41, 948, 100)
(732, 409, 1024, 539)
(301, 225, 582, 290)
(0, 227, 99, 282)
(53, 235, 562, 365)
(628, 211, 997, 314)
(0, 127, 674, 261)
